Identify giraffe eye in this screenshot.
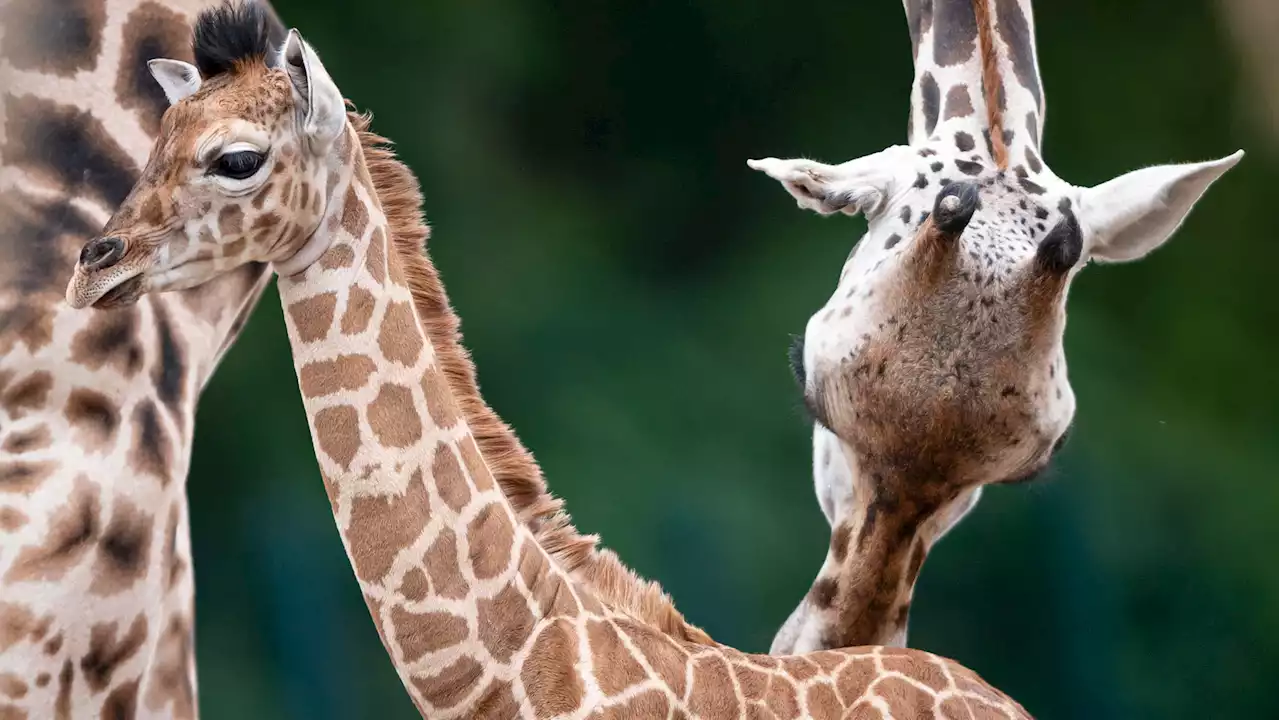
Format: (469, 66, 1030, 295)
(213, 150, 265, 180)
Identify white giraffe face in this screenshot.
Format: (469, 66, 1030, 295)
(753, 138, 1240, 504)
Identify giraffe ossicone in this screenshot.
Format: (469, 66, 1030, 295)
(66, 2, 1039, 716)
(754, 0, 1242, 656)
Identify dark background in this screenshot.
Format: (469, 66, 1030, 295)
(184, 1, 1276, 717)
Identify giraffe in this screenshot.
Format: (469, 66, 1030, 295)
(64, 5, 1040, 717)
(752, 0, 1243, 656)
(0, 0, 284, 715)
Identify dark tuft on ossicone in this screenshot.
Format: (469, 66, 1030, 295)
(192, 1, 284, 78)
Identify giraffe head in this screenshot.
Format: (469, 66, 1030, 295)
(752, 140, 1241, 512)
(65, 1, 346, 309)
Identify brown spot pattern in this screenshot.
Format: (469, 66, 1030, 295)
(299, 354, 376, 398)
(0, 0, 106, 75)
(836, 658, 877, 705)
(1, 425, 51, 453)
(391, 607, 467, 663)
(433, 443, 470, 513)
(618, 620, 687, 697)
(378, 301, 422, 367)
(1, 372, 51, 418)
(5, 477, 98, 581)
(466, 503, 513, 580)
(365, 227, 386, 284)
(945, 84, 975, 118)
(318, 243, 355, 270)
(366, 383, 421, 448)
(340, 287, 376, 334)
(64, 388, 119, 446)
(114, 2, 189, 136)
(688, 655, 742, 718)
(90, 498, 153, 595)
(457, 436, 493, 491)
(471, 679, 520, 719)
(0, 461, 55, 494)
(477, 583, 534, 663)
(55, 660, 72, 719)
(423, 529, 468, 600)
(287, 292, 337, 343)
(101, 677, 141, 719)
(587, 620, 647, 695)
(807, 683, 843, 720)
(0, 508, 28, 532)
(877, 675, 937, 717)
(145, 615, 194, 719)
(129, 400, 171, 483)
(81, 615, 148, 692)
(521, 620, 583, 717)
(0, 603, 35, 653)
(314, 405, 360, 469)
(420, 366, 460, 430)
(398, 568, 429, 601)
(69, 308, 143, 375)
(0, 672, 25, 699)
(341, 184, 369, 237)
(412, 655, 483, 710)
(347, 468, 430, 583)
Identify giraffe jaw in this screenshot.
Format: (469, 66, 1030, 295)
(93, 276, 146, 309)
(65, 263, 146, 310)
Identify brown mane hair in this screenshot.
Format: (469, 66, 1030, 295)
(348, 109, 714, 645)
(971, 0, 1008, 168)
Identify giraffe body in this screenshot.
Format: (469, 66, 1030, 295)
(0, 0, 277, 715)
(754, 0, 1242, 655)
(65, 5, 1036, 717)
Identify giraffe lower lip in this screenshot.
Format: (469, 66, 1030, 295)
(92, 276, 144, 309)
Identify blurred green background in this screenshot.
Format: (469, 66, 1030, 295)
(183, 1, 1276, 717)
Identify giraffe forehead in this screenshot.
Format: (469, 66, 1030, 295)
(160, 65, 294, 141)
(808, 172, 1076, 370)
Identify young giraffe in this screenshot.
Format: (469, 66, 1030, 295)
(754, 0, 1243, 655)
(0, 0, 281, 715)
(66, 6, 1038, 718)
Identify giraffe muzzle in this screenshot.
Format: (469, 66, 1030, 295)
(80, 236, 127, 272)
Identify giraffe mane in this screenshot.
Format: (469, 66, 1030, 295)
(971, 0, 1008, 168)
(348, 109, 714, 645)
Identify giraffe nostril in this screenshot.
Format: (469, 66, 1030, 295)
(80, 237, 126, 271)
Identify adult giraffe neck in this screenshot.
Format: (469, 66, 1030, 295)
(0, 1, 276, 716)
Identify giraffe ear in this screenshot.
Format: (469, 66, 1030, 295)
(278, 29, 345, 152)
(1076, 150, 1244, 263)
(148, 59, 202, 105)
(747, 148, 910, 218)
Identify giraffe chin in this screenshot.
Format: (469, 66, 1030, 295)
(91, 276, 145, 310)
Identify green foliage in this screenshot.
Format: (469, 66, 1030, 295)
(187, 1, 1277, 717)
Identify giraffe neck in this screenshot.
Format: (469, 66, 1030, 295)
(774, 433, 982, 653)
(273, 121, 693, 714)
(904, 0, 1045, 171)
(0, 1, 276, 716)
(269, 123, 1034, 718)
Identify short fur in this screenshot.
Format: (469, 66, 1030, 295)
(193, 0, 282, 78)
(349, 111, 714, 645)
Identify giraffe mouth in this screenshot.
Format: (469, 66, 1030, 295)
(91, 275, 144, 310)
